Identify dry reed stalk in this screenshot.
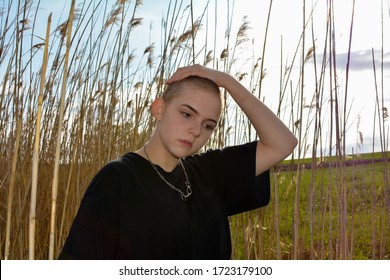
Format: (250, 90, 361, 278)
(370, 127, 377, 258)
(378, 0, 390, 238)
(257, 0, 273, 99)
(4, 0, 24, 259)
(4, 120, 22, 260)
(315, 6, 330, 260)
(343, 0, 356, 259)
(292, 0, 307, 260)
(57, 139, 75, 251)
(57, 95, 87, 250)
(307, 0, 329, 259)
(48, 0, 75, 260)
(371, 48, 389, 259)
(273, 168, 281, 259)
(189, 0, 196, 64)
(29, 12, 51, 260)
(322, 0, 338, 260)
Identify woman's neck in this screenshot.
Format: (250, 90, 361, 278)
(135, 137, 179, 172)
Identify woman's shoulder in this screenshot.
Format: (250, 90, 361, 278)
(85, 153, 143, 192)
(99, 152, 145, 169)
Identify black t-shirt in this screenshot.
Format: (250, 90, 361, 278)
(58, 141, 270, 259)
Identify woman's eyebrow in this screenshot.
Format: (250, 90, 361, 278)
(180, 104, 218, 124)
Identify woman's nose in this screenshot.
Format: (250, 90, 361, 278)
(188, 123, 201, 137)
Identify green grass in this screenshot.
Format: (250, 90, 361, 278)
(282, 151, 390, 166)
(231, 159, 389, 259)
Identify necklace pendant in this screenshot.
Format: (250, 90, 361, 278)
(185, 181, 192, 195)
(181, 182, 192, 201)
(143, 145, 193, 202)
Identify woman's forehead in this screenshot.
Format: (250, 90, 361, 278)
(170, 87, 222, 116)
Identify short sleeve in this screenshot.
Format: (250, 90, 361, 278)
(58, 161, 122, 259)
(198, 141, 270, 216)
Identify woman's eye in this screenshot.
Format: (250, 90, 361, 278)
(181, 112, 191, 118)
(203, 123, 215, 131)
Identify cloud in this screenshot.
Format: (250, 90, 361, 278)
(313, 49, 390, 72)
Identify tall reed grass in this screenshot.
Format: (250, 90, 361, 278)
(0, 0, 388, 259)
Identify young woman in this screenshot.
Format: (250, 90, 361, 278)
(58, 64, 297, 260)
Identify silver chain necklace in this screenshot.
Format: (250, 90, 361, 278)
(143, 145, 192, 201)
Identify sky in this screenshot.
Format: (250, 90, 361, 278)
(9, 0, 390, 157)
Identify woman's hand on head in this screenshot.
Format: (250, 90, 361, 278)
(166, 65, 298, 174)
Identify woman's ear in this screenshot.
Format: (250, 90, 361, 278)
(151, 97, 165, 121)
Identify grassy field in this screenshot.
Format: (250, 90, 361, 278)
(231, 156, 389, 259)
(0, 0, 389, 260)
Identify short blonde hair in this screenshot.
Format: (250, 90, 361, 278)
(162, 76, 220, 103)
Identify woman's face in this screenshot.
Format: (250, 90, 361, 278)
(154, 84, 222, 159)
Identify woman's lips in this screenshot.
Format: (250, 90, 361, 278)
(179, 139, 193, 148)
